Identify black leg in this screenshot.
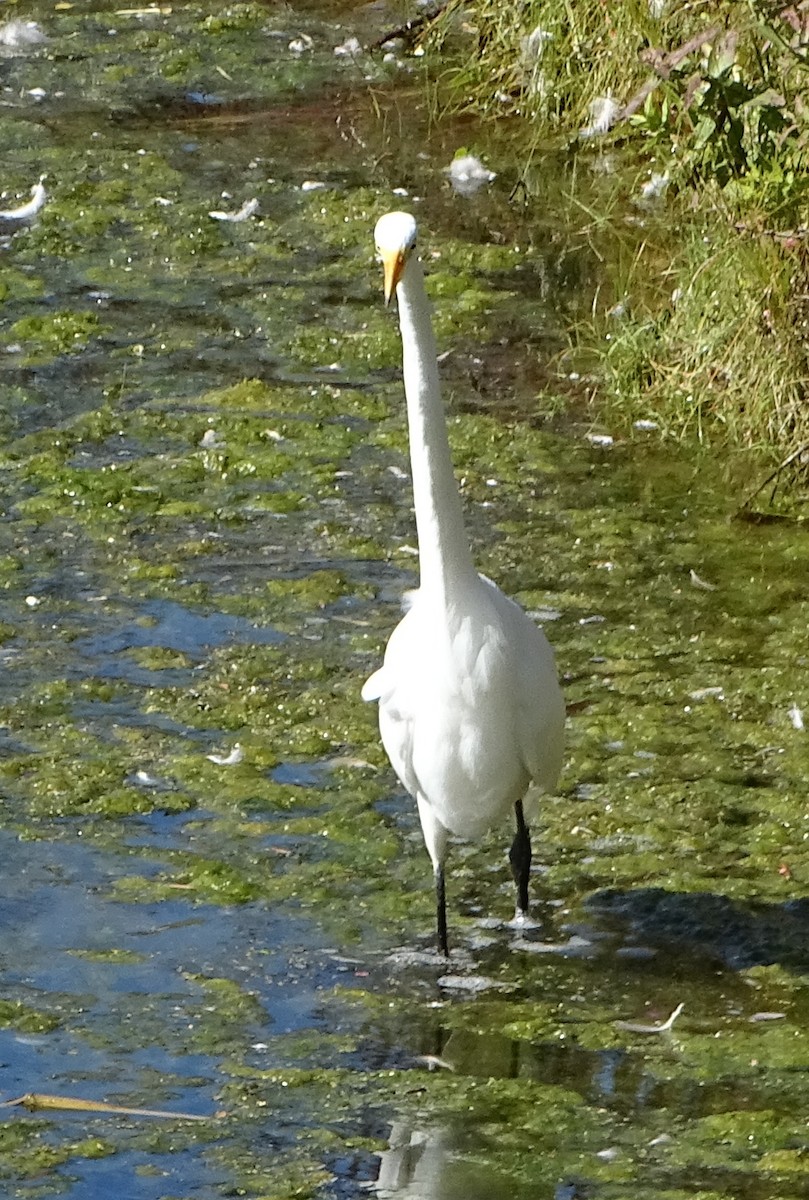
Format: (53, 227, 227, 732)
(509, 798, 531, 916)
(435, 864, 449, 957)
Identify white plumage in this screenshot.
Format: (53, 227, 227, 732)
(363, 211, 565, 955)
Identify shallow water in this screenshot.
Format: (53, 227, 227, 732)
(1, 2, 809, 1198)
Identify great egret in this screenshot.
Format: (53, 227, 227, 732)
(362, 211, 565, 956)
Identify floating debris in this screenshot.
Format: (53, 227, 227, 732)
(510, 934, 600, 958)
(208, 197, 259, 222)
(634, 418, 659, 431)
(415, 1055, 455, 1072)
(207, 744, 244, 766)
(334, 35, 362, 58)
(616, 1001, 684, 1033)
(749, 1011, 786, 1022)
(689, 686, 724, 701)
(637, 171, 670, 206)
(446, 154, 496, 198)
(789, 704, 804, 731)
(580, 94, 621, 139)
(0, 1092, 216, 1122)
(0, 179, 47, 229)
(437, 974, 504, 993)
(288, 33, 314, 54)
(520, 25, 552, 97)
(325, 754, 374, 770)
(0, 19, 48, 50)
(199, 428, 225, 449)
(129, 769, 175, 792)
(300, 180, 327, 192)
(134, 769, 161, 788)
(689, 568, 717, 591)
(585, 432, 614, 447)
(521, 25, 553, 62)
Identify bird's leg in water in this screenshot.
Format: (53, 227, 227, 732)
(509, 799, 532, 916)
(435, 864, 449, 957)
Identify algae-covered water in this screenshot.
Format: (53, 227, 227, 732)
(1, 2, 809, 1198)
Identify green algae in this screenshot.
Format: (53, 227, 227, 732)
(0, 721, 194, 820)
(0, 1000, 59, 1036)
(69, 948, 145, 966)
(1, 311, 107, 365)
(215, 1055, 607, 1197)
(179, 975, 268, 1057)
(0, 269, 44, 306)
(0, 1122, 114, 1184)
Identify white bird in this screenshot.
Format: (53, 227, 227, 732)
(362, 211, 565, 956)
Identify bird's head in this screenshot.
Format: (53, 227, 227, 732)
(374, 211, 418, 305)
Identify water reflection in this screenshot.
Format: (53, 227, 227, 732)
(591, 886, 809, 972)
(75, 597, 283, 661)
(373, 1120, 451, 1198)
(420, 1026, 641, 1111)
(373, 1120, 509, 1200)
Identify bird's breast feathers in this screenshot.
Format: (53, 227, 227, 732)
(363, 579, 564, 837)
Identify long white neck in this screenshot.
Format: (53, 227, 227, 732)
(395, 256, 475, 598)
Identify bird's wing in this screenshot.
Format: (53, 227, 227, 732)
(515, 629, 565, 791)
(361, 588, 421, 704)
(516, 654, 565, 792)
(361, 668, 385, 702)
(479, 576, 565, 794)
(363, 606, 426, 798)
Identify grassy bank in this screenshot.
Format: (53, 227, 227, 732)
(426, 0, 809, 507)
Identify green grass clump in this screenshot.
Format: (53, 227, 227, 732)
(434, 0, 656, 126)
(427, 1, 809, 498)
(436, 1, 809, 185)
(592, 218, 809, 462)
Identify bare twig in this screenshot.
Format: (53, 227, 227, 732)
(615, 1002, 685, 1034)
(620, 25, 722, 120)
(368, 0, 455, 50)
(739, 441, 809, 510)
(0, 1092, 217, 1121)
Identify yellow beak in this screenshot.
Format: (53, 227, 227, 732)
(379, 248, 406, 305)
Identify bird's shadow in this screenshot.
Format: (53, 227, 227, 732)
(588, 885, 809, 973)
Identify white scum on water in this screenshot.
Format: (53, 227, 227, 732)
(520, 25, 553, 98)
(580, 94, 622, 139)
(446, 154, 496, 197)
